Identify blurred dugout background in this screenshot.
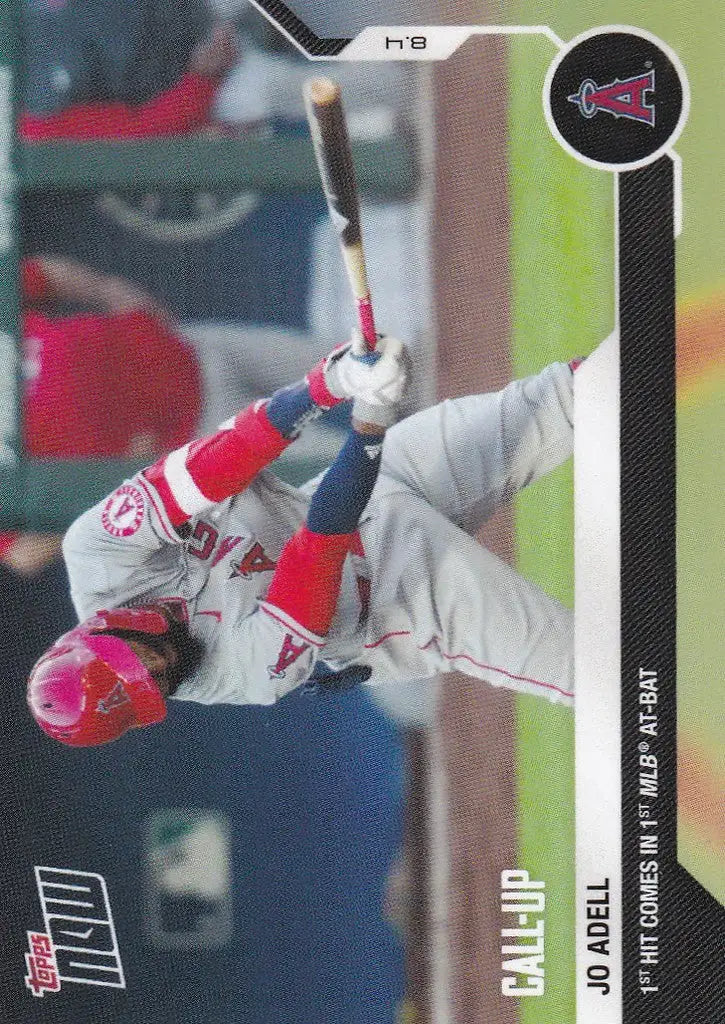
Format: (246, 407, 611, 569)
(2, 3, 721, 1024)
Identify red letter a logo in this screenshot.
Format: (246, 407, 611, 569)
(568, 70, 655, 126)
(268, 634, 309, 679)
(231, 541, 277, 579)
(97, 682, 131, 714)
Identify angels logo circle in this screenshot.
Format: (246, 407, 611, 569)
(101, 485, 145, 537)
(544, 27, 689, 171)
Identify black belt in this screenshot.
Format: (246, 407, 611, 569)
(302, 661, 372, 694)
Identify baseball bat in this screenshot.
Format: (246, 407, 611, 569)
(303, 76, 378, 354)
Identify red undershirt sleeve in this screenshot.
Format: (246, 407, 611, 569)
(262, 526, 354, 637)
(141, 402, 290, 529)
(262, 429, 385, 637)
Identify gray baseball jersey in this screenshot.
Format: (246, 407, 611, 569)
(63, 361, 575, 707)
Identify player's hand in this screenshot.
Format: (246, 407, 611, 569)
(324, 331, 410, 428)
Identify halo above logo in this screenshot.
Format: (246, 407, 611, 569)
(544, 27, 689, 171)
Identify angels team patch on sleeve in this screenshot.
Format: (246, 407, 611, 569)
(101, 485, 145, 538)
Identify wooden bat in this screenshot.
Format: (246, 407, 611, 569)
(303, 76, 378, 354)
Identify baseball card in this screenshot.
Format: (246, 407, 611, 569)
(0, 2, 721, 1023)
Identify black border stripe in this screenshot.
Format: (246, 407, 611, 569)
(620, 154, 677, 1023)
(620, 157, 725, 1021)
(250, 1, 350, 56)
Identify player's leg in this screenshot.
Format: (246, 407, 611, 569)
(374, 508, 574, 705)
(380, 360, 574, 533)
(428, 537, 574, 705)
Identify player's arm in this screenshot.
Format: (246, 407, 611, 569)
(63, 334, 404, 625)
(241, 336, 408, 699)
(140, 332, 400, 535)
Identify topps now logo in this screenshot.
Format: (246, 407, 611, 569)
(24, 867, 125, 998)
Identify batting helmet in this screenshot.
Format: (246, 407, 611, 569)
(27, 607, 169, 747)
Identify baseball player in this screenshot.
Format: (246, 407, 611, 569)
(27, 334, 576, 747)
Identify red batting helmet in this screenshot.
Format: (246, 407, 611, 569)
(27, 607, 169, 747)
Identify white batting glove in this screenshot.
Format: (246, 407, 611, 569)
(323, 331, 409, 428)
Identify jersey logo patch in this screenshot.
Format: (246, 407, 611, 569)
(101, 485, 145, 538)
(230, 542, 277, 579)
(97, 682, 131, 715)
(267, 633, 309, 680)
